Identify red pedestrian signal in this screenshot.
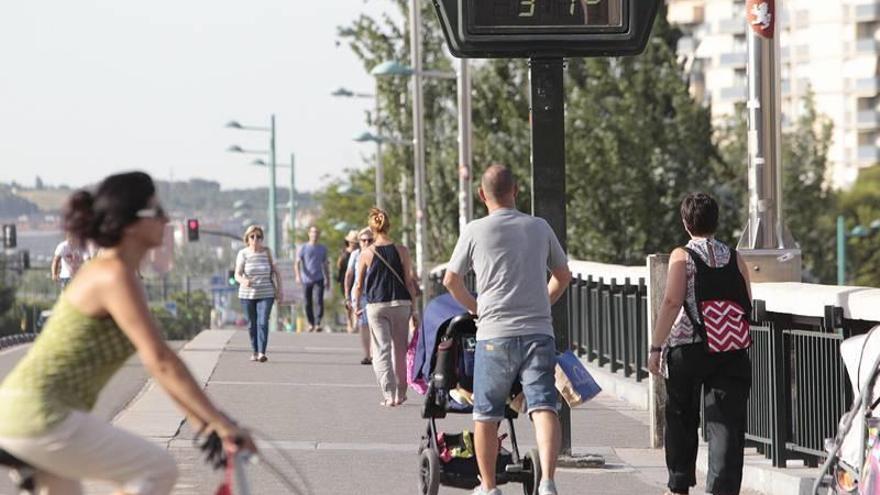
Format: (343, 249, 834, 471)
(186, 219, 200, 242)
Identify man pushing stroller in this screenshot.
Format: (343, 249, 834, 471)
(444, 164, 572, 495)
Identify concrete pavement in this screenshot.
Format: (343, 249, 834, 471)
(1, 331, 764, 494)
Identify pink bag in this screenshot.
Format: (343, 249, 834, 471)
(407, 327, 428, 395)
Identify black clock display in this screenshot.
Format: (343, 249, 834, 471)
(468, 0, 624, 32)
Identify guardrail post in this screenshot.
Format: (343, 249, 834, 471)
(622, 277, 632, 378)
(768, 306, 789, 468)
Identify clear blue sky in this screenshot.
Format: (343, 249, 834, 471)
(0, 0, 397, 192)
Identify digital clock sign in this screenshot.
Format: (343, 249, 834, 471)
(433, 0, 659, 58)
(469, 0, 624, 33)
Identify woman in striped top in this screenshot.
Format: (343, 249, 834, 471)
(235, 225, 280, 362)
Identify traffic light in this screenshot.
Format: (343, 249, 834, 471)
(2, 224, 16, 248)
(227, 269, 238, 287)
(20, 250, 29, 270)
(186, 218, 199, 242)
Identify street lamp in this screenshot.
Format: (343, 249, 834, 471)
(226, 117, 279, 257)
(333, 83, 386, 209)
(253, 156, 296, 257)
(371, 57, 458, 301)
(837, 215, 880, 285)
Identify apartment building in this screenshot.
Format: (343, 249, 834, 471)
(668, 0, 880, 188)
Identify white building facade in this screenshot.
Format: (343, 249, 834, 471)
(668, 0, 880, 188)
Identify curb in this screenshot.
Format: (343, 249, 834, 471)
(112, 329, 235, 441)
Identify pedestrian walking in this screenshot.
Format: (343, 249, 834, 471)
(235, 225, 281, 363)
(353, 208, 418, 407)
(50, 234, 90, 290)
(295, 225, 330, 332)
(345, 227, 374, 365)
(648, 192, 753, 495)
(337, 230, 359, 333)
(0, 172, 255, 494)
(443, 164, 571, 495)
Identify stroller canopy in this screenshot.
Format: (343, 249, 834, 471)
(414, 293, 471, 387)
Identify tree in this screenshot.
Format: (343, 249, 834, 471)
(839, 165, 880, 287)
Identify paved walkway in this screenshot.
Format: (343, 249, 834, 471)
(101, 330, 763, 494)
(1, 330, 763, 494)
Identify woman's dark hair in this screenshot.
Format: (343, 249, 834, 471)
(64, 171, 156, 247)
(680, 192, 719, 236)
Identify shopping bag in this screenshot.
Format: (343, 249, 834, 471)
(407, 326, 428, 395)
(555, 350, 601, 407)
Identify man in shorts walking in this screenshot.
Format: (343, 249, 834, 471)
(444, 164, 572, 495)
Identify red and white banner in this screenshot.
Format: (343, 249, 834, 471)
(746, 0, 774, 39)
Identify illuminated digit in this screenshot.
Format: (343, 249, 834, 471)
(519, 0, 535, 17)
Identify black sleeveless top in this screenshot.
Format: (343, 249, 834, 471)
(365, 244, 411, 304)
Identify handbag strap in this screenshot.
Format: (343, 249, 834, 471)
(370, 245, 407, 290)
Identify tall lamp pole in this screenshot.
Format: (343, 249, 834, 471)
(254, 155, 296, 258)
(331, 88, 383, 208)
(409, 0, 429, 299)
(457, 58, 473, 232)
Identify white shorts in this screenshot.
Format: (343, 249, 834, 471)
(0, 410, 178, 495)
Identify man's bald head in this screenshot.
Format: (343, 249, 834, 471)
(480, 164, 516, 204)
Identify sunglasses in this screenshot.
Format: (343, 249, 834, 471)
(359, 238, 373, 243)
(249, 234, 264, 240)
(135, 205, 168, 219)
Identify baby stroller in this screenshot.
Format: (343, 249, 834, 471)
(814, 325, 880, 494)
(414, 293, 541, 495)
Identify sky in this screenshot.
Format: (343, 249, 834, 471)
(0, 1, 399, 192)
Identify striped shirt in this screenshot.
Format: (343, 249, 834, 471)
(666, 237, 732, 348)
(236, 248, 276, 300)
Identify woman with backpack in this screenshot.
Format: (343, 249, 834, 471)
(648, 192, 754, 495)
(353, 208, 419, 407)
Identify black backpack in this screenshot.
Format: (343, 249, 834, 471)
(683, 245, 753, 353)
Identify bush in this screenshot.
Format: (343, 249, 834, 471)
(150, 290, 212, 341)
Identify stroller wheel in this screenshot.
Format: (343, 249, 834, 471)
(419, 448, 441, 495)
(522, 449, 541, 495)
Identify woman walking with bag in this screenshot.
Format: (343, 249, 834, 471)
(235, 225, 280, 363)
(353, 208, 419, 407)
(648, 193, 753, 495)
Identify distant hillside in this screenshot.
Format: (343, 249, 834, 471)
(0, 179, 316, 221)
(0, 185, 39, 219)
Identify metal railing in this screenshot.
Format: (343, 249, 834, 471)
(747, 303, 878, 467)
(567, 274, 649, 381)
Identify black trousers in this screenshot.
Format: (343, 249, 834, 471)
(303, 280, 325, 326)
(664, 344, 751, 495)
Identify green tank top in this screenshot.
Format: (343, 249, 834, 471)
(0, 297, 135, 437)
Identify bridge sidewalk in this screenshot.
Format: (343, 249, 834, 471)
(87, 330, 761, 495)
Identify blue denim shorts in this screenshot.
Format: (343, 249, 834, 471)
(473, 334, 558, 422)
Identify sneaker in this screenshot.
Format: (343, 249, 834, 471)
(471, 487, 502, 495)
(538, 479, 558, 495)
(250, 353, 258, 362)
(257, 354, 268, 363)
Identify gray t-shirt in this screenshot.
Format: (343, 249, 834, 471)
(447, 208, 568, 341)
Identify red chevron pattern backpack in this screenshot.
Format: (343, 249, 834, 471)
(683, 246, 753, 353)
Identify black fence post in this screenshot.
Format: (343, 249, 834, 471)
(768, 306, 789, 468)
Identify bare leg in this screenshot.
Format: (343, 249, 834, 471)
(532, 410, 561, 482)
(474, 420, 499, 490)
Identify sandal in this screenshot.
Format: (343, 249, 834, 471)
(394, 396, 407, 406)
(380, 399, 396, 407)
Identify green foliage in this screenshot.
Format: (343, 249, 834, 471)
(716, 91, 838, 283)
(839, 165, 880, 287)
(150, 290, 212, 341)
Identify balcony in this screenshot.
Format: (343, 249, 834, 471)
(719, 86, 748, 102)
(858, 110, 880, 129)
(858, 145, 879, 164)
(856, 38, 879, 54)
(856, 77, 880, 95)
(718, 17, 746, 34)
(856, 3, 880, 23)
(719, 51, 748, 67)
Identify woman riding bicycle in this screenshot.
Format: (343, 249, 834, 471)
(0, 172, 255, 494)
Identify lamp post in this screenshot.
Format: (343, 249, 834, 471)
(253, 154, 296, 258)
(837, 216, 880, 285)
(371, 58, 456, 300)
(226, 117, 279, 257)
(332, 87, 385, 209)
